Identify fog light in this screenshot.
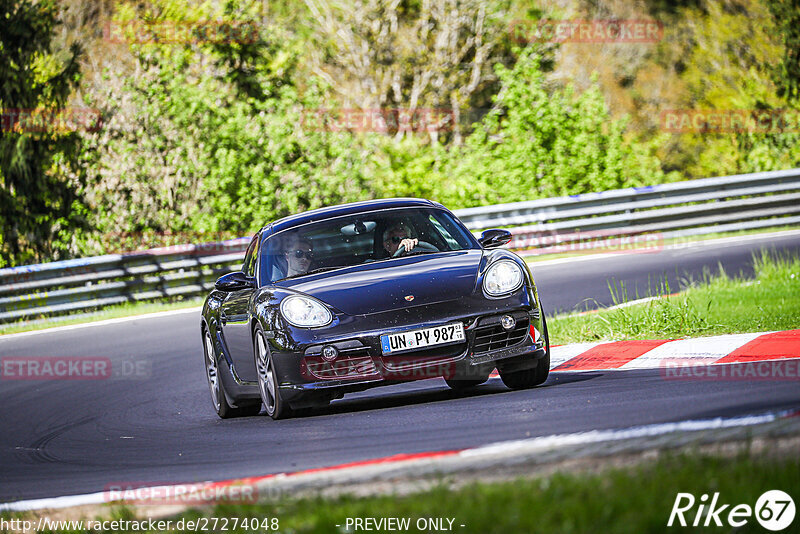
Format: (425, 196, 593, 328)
(500, 315, 516, 330)
(321, 345, 338, 362)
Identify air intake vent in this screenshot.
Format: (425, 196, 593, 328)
(302, 345, 378, 380)
(473, 312, 529, 354)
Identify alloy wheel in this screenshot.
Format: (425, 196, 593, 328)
(204, 331, 220, 412)
(256, 333, 277, 415)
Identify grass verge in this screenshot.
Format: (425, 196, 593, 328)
(0, 298, 203, 336)
(8, 446, 796, 534)
(548, 251, 800, 344)
(185, 451, 800, 533)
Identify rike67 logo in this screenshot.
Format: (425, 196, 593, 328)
(668, 490, 795, 531)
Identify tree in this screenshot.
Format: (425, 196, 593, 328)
(0, 0, 85, 267)
(628, 0, 799, 177)
(303, 0, 516, 143)
(768, 0, 800, 104)
(446, 47, 672, 206)
(76, 0, 379, 253)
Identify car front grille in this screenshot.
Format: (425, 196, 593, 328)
(472, 312, 530, 354)
(382, 342, 466, 372)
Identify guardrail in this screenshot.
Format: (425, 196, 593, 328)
(1, 168, 799, 325)
(0, 240, 249, 324)
(457, 168, 800, 255)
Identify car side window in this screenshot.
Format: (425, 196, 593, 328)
(242, 235, 259, 277)
(247, 237, 260, 278)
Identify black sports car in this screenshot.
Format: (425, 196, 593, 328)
(201, 198, 550, 419)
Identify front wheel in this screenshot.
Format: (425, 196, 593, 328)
(499, 312, 550, 390)
(445, 377, 488, 390)
(204, 329, 261, 418)
(254, 327, 293, 420)
(444, 365, 491, 391)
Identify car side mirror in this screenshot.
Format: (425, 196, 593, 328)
(479, 229, 513, 248)
(215, 271, 255, 292)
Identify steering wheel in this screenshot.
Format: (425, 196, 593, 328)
(392, 240, 438, 258)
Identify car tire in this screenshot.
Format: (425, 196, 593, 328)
(254, 326, 293, 420)
(499, 311, 550, 390)
(204, 329, 261, 418)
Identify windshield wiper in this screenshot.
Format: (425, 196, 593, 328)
(305, 266, 348, 275)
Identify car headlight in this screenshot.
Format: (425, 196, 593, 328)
(483, 260, 523, 296)
(280, 295, 332, 327)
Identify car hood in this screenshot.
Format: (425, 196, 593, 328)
(279, 250, 484, 315)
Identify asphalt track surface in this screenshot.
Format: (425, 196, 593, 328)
(1, 232, 800, 502)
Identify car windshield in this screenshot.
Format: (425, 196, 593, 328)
(260, 207, 477, 283)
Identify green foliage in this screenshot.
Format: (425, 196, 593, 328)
(76, 1, 673, 254)
(653, 0, 800, 177)
(445, 48, 674, 206)
(76, 0, 379, 254)
(0, 0, 84, 267)
(63, 451, 799, 534)
(768, 0, 800, 103)
(548, 251, 800, 344)
(8, 0, 799, 266)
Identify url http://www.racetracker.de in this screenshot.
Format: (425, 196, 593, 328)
(0, 516, 281, 533)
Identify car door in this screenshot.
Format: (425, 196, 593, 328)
(220, 234, 259, 382)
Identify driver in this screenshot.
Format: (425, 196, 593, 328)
(383, 223, 418, 256)
(284, 236, 314, 277)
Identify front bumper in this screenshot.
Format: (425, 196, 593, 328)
(275, 307, 546, 400)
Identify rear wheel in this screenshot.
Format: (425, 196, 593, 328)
(499, 312, 550, 390)
(204, 329, 261, 418)
(254, 327, 293, 420)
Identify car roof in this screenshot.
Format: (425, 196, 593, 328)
(262, 198, 445, 236)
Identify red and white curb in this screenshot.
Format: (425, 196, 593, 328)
(548, 330, 800, 372)
(2, 330, 798, 513)
(3, 409, 798, 512)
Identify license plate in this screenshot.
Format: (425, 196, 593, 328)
(380, 323, 465, 355)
